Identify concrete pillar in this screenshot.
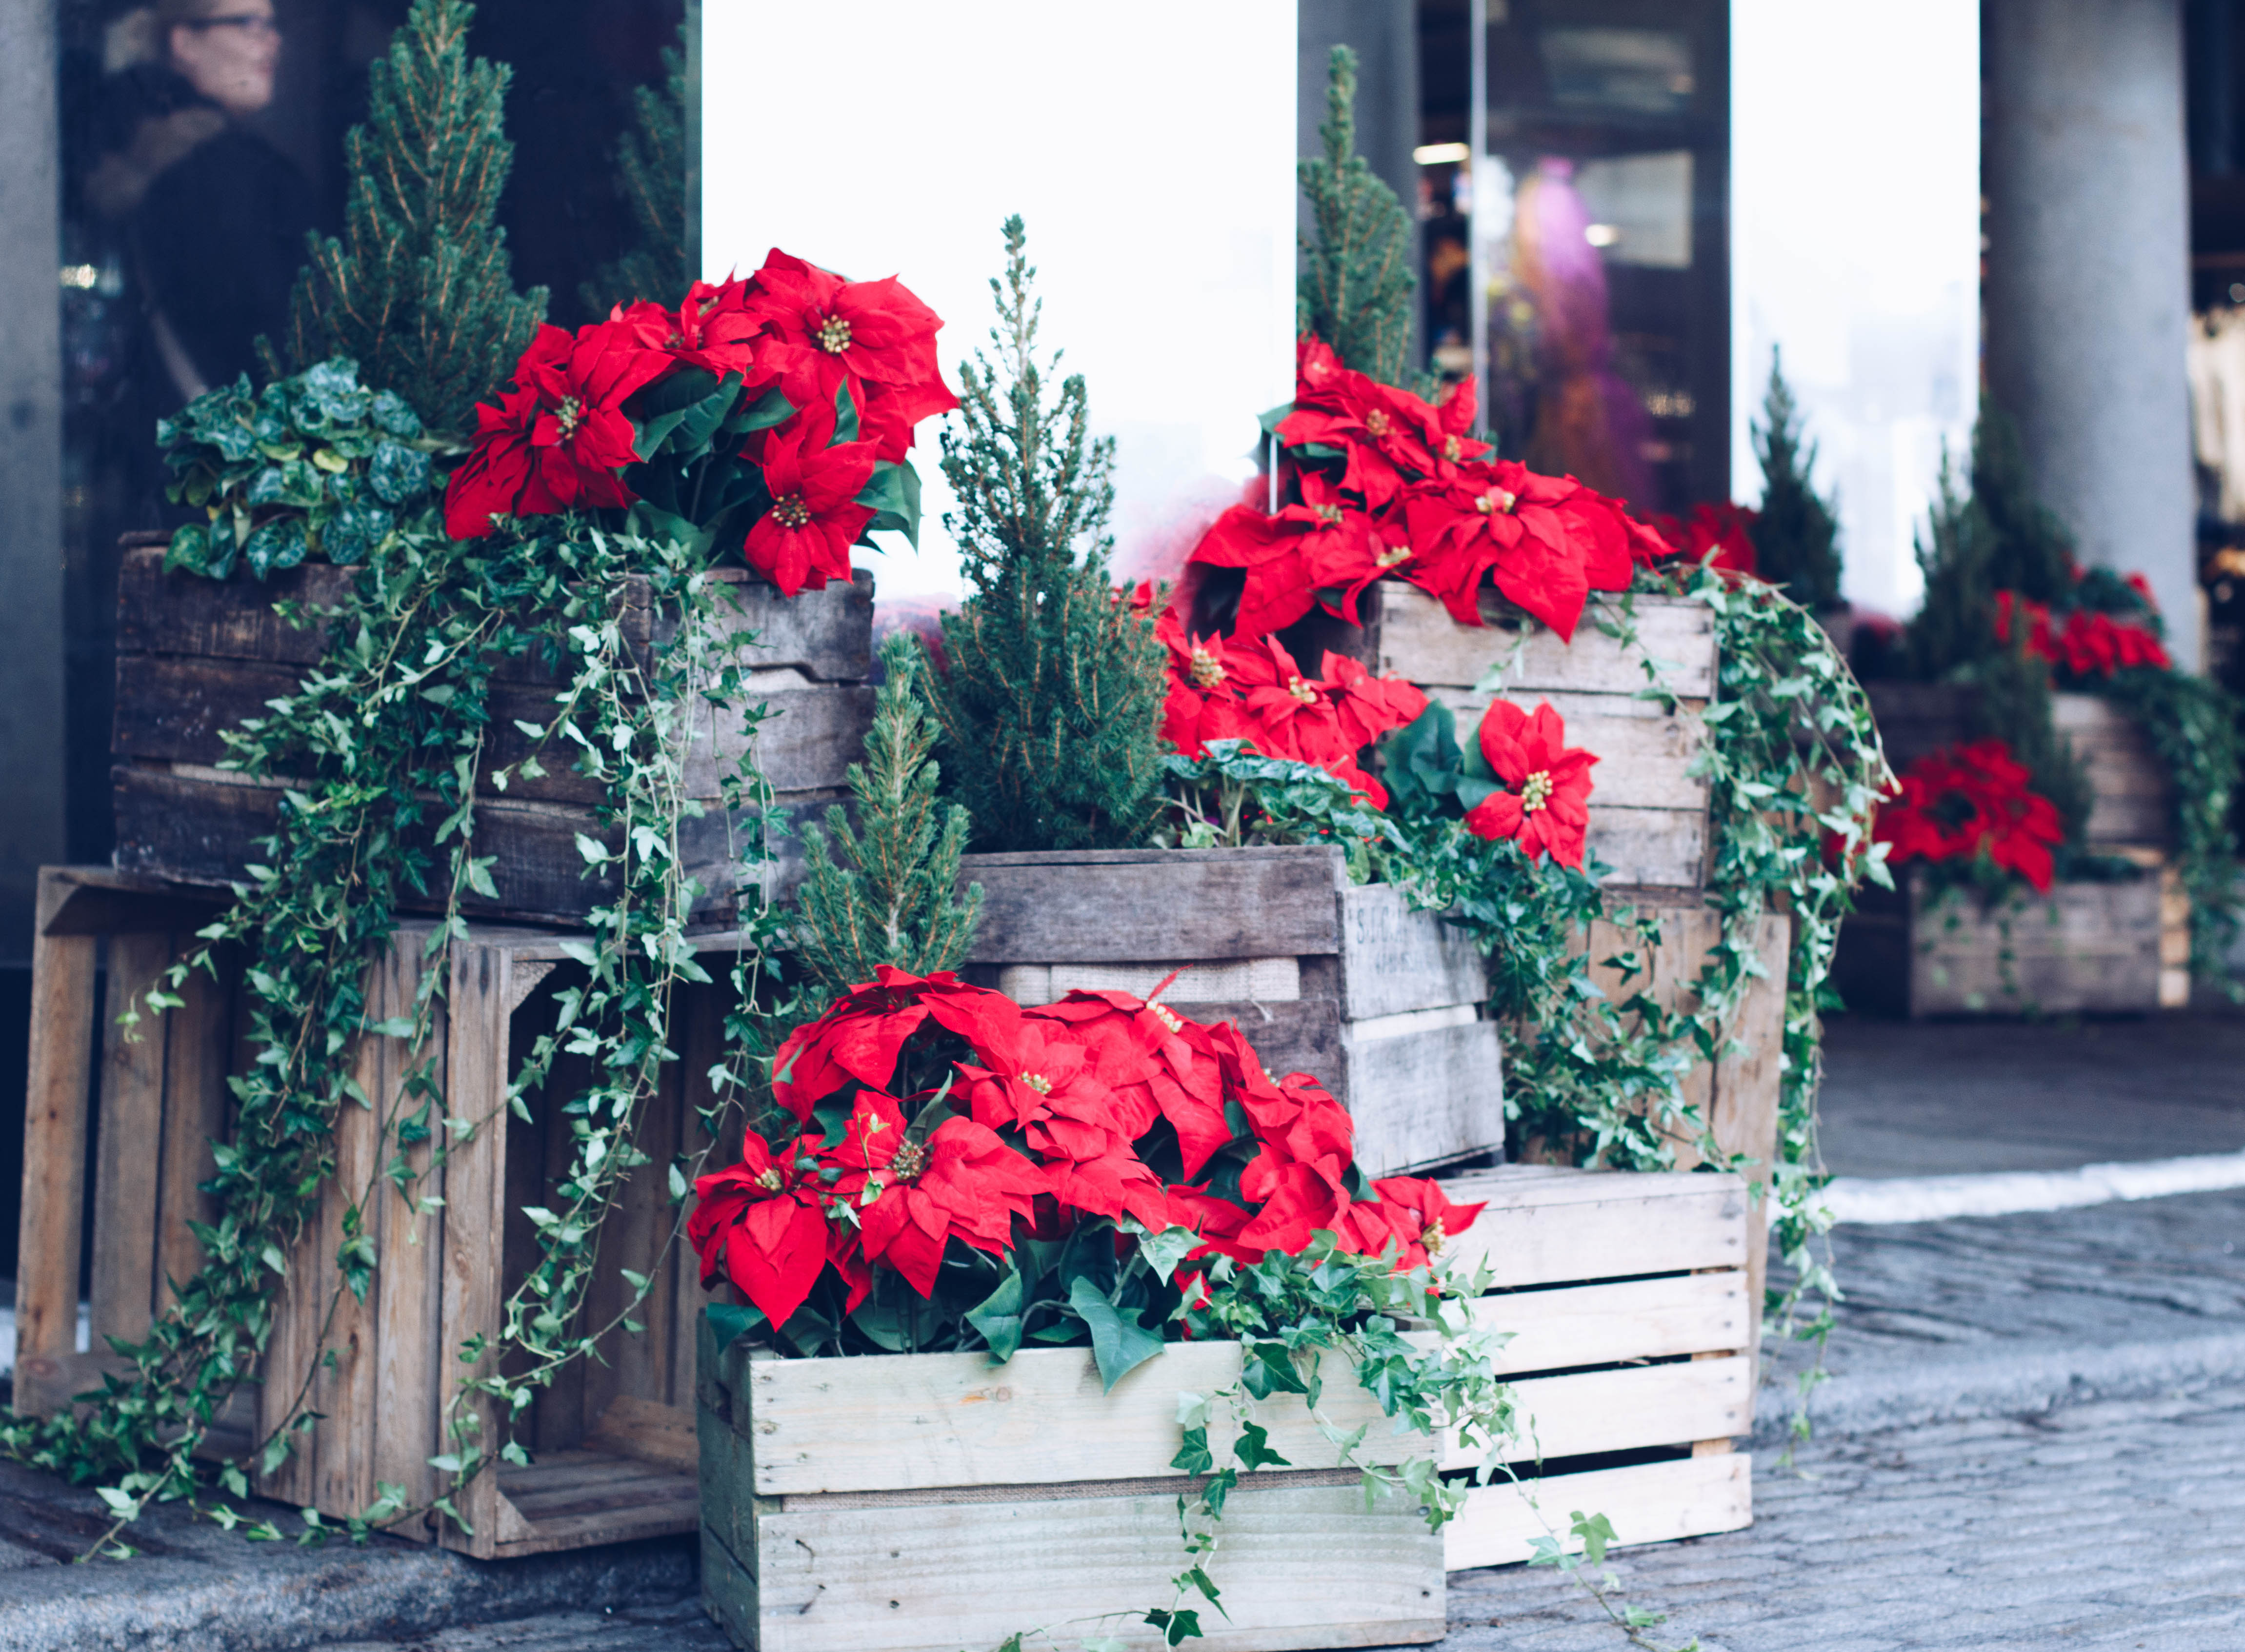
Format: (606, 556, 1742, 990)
(0, 0, 67, 956)
(1298, 0, 1422, 362)
(1985, 0, 2201, 668)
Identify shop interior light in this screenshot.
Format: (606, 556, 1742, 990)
(1413, 141, 1470, 166)
(1584, 223, 1621, 247)
(59, 264, 99, 290)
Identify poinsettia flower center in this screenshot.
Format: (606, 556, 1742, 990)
(1286, 675, 1317, 705)
(1443, 434, 1463, 461)
(1315, 504, 1344, 525)
(1019, 1071, 1052, 1095)
(1422, 1217, 1447, 1255)
(888, 1138, 928, 1181)
(815, 313, 853, 353)
(1476, 486, 1519, 515)
(1375, 542, 1411, 569)
(1149, 1002, 1183, 1034)
(1520, 770, 1554, 813)
(1364, 408, 1394, 438)
(770, 493, 814, 529)
(1187, 645, 1226, 689)
(555, 396, 584, 439)
(753, 1166, 784, 1193)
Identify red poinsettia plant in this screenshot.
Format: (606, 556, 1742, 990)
(1994, 588, 2172, 678)
(1873, 738, 2065, 893)
(1649, 502, 1759, 579)
(1183, 337, 1673, 644)
(1375, 691, 1601, 872)
(688, 967, 1482, 1379)
(444, 248, 958, 596)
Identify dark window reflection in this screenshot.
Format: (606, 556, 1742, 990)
(58, 0, 684, 866)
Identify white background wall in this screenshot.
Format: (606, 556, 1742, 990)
(1730, 1, 1982, 620)
(702, 1, 1298, 602)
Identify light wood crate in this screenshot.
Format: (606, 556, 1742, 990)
(693, 1164, 1754, 1651)
(1297, 582, 1719, 892)
(957, 845, 1503, 1177)
(1835, 865, 2174, 1017)
(108, 538, 876, 923)
(11, 865, 729, 1558)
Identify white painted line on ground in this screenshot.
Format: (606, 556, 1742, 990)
(1813, 1150, 2245, 1225)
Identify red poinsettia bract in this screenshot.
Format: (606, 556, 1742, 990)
(444, 319, 675, 538)
(1874, 738, 2065, 893)
(742, 410, 878, 596)
(1994, 590, 2171, 677)
(1463, 699, 1599, 868)
(688, 968, 1483, 1335)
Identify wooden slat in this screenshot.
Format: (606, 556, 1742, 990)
(1466, 1272, 1748, 1377)
(90, 931, 171, 1349)
(314, 1024, 383, 1517)
(1710, 913, 1788, 1363)
(1436, 1168, 1750, 1288)
(1343, 1017, 1503, 1176)
(438, 937, 517, 1555)
(1422, 686, 1708, 807)
(372, 932, 447, 1518)
(742, 1482, 1443, 1652)
(1452, 1356, 1754, 1468)
(154, 944, 232, 1314)
(1371, 583, 1718, 700)
(960, 846, 1346, 964)
(727, 1340, 1409, 1497)
(1443, 1451, 1751, 1571)
(1909, 873, 2162, 1015)
(1337, 883, 1486, 1020)
(15, 866, 99, 1365)
(1577, 805, 1711, 892)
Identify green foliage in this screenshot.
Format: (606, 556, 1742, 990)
(1746, 351, 1844, 611)
(1153, 740, 1401, 877)
(580, 35, 690, 317)
(1970, 400, 2077, 604)
(1297, 47, 1420, 390)
(2105, 665, 2245, 980)
(1959, 641, 2094, 845)
(922, 218, 1168, 851)
(267, 0, 547, 433)
(792, 633, 985, 1005)
(157, 361, 441, 579)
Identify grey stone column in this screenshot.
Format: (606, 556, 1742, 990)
(1985, 0, 2201, 668)
(0, 0, 65, 956)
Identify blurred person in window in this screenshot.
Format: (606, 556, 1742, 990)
(85, 0, 312, 407)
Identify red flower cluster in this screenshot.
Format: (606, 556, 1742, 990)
(1648, 502, 1759, 578)
(688, 968, 1482, 1330)
(444, 249, 957, 597)
(1874, 739, 2065, 893)
(1462, 700, 1598, 869)
(1185, 338, 1672, 644)
(1152, 607, 1427, 806)
(1993, 591, 2171, 677)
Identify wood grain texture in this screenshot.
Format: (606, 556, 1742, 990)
(961, 846, 1348, 964)
(155, 945, 232, 1315)
(745, 1482, 1443, 1652)
(14, 869, 97, 1365)
(1367, 584, 1718, 700)
(1455, 1356, 1754, 1468)
(1443, 1452, 1751, 1571)
(1466, 1272, 1748, 1376)
(1343, 1017, 1504, 1175)
(90, 930, 171, 1348)
(1337, 883, 1486, 1019)
(2053, 692, 2171, 848)
(371, 935, 447, 1519)
(1433, 1168, 1751, 1287)
(1908, 872, 2163, 1015)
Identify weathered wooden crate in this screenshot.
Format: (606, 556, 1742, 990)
(108, 538, 875, 922)
(693, 1165, 1752, 1650)
(1834, 866, 2171, 1017)
(11, 865, 728, 1557)
(1865, 681, 2172, 850)
(1300, 581, 1719, 892)
(956, 845, 1502, 1177)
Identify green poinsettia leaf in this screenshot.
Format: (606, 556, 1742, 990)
(1067, 1275, 1166, 1392)
(964, 1268, 1027, 1362)
(856, 461, 922, 548)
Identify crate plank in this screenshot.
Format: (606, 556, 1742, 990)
(90, 931, 171, 1348)
(1451, 1356, 1753, 1469)
(155, 948, 232, 1315)
(1421, 686, 1705, 806)
(372, 939, 447, 1519)
(1467, 1272, 1748, 1376)
(1436, 1169, 1750, 1287)
(14, 872, 98, 1366)
(961, 847, 1348, 964)
(1909, 872, 2162, 1015)
(1337, 883, 1485, 1020)
(743, 1482, 1444, 1652)
(1443, 1452, 1752, 1571)
(1371, 585, 1718, 700)
(1344, 1017, 1503, 1176)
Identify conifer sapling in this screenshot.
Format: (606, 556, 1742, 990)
(266, 0, 546, 433)
(1746, 350, 1844, 611)
(920, 218, 1169, 852)
(1298, 45, 1421, 391)
(794, 633, 984, 1005)
(580, 32, 689, 318)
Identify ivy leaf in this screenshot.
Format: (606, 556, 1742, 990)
(964, 1268, 1027, 1362)
(706, 1302, 762, 1351)
(1067, 1276, 1166, 1392)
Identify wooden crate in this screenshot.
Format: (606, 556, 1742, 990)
(1298, 581, 1719, 892)
(1865, 682, 2172, 850)
(693, 1165, 1752, 1651)
(1834, 866, 2168, 1017)
(11, 865, 728, 1557)
(108, 539, 876, 923)
(957, 845, 1502, 1177)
